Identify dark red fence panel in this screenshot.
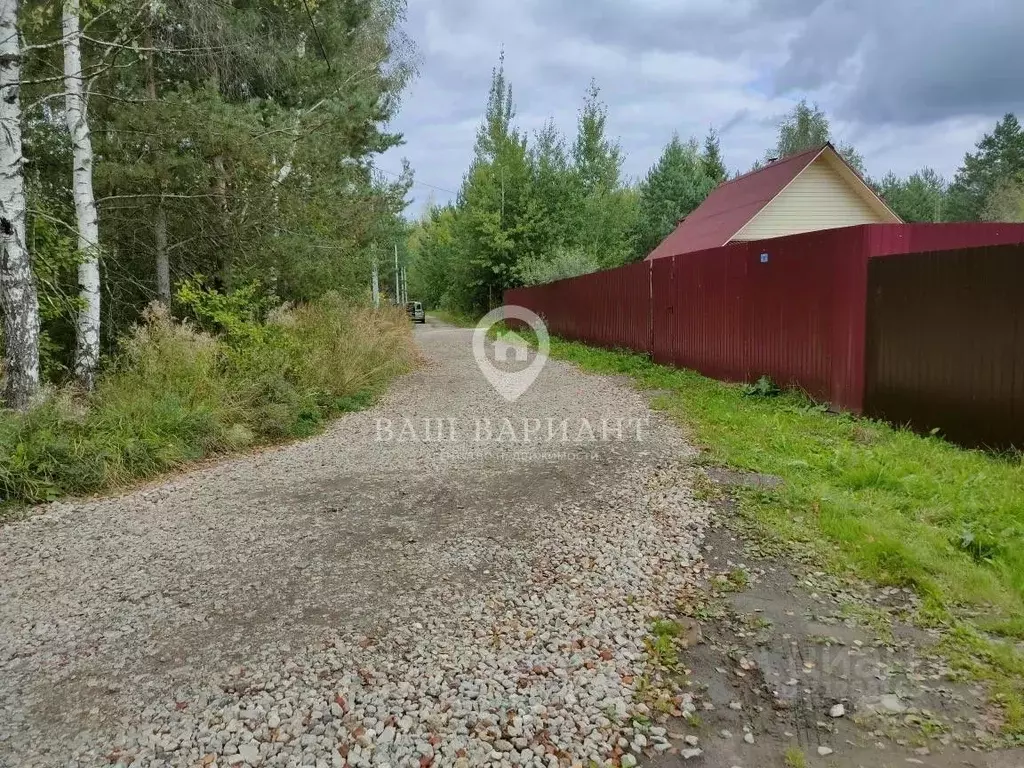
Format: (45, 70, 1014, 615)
(653, 227, 870, 410)
(865, 243, 1024, 449)
(505, 260, 652, 353)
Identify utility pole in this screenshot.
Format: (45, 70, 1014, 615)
(371, 247, 380, 308)
(394, 243, 400, 305)
(401, 266, 408, 304)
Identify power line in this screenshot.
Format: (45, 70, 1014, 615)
(373, 165, 459, 196)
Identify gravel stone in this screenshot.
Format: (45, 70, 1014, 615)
(0, 321, 710, 767)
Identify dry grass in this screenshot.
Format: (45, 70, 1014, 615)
(0, 297, 414, 506)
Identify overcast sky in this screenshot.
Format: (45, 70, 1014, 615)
(378, 0, 1024, 214)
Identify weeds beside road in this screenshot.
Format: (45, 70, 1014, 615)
(526, 333, 1024, 735)
(427, 308, 478, 327)
(0, 295, 415, 507)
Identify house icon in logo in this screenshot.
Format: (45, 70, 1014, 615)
(492, 331, 530, 364)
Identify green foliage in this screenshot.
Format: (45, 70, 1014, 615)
(877, 168, 947, 222)
(0, 295, 415, 504)
(767, 99, 864, 171)
(15, 0, 414, 383)
(647, 619, 682, 669)
(635, 133, 720, 256)
(25, 193, 83, 378)
(407, 59, 639, 315)
(701, 128, 728, 185)
(572, 81, 623, 195)
(176, 277, 276, 340)
(742, 375, 781, 398)
(947, 114, 1024, 221)
(982, 179, 1024, 222)
(517, 247, 602, 286)
(784, 747, 807, 768)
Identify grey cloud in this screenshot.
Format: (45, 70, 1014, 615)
(538, 0, 818, 57)
(777, 0, 1024, 124)
(382, 0, 1021, 214)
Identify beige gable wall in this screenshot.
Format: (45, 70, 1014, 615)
(732, 154, 893, 241)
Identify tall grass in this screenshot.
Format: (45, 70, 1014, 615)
(0, 296, 414, 505)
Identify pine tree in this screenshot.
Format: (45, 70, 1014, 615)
(635, 134, 716, 256)
(570, 81, 635, 267)
(572, 81, 623, 194)
(878, 169, 947, 222)
(475, 50, 515, 163)
(946, 114, 1024, 221)
(455, 54, 533, 310)
(701, 128, 727, 185)
(526, 119, 575, 253)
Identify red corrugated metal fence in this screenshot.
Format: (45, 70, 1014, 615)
(504, 223, 1024, 446)
(650, 227, 870, 410)
(505, 260, 651, 353)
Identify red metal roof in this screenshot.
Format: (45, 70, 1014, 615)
(645, 144, 826, 260)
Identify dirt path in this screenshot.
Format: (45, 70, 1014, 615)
(0, 318, 702, 767)
(3, 318, 1021, 768)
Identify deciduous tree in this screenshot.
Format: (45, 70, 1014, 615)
(768, 100, 863, 171)
(0, 0, 41, 409)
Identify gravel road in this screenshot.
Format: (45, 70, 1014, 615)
(0, 317, 710, 768)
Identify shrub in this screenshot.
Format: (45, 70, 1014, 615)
(0, 293, 414, 505)
(516, 247, 602, 286)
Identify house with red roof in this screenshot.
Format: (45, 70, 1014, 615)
(645, 143, 902, 260)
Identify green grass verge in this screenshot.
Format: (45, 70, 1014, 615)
(531, 333, 1024, 735)
(428, 309, 480, 327)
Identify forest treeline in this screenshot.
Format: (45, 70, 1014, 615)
(408, 59, 1024, 315)
(0, 0, 414, 411)
(0, 0, 420, 502)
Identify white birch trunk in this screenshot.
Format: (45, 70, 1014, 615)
(63, 0, 101, 389)
(0, 0, 41, 410)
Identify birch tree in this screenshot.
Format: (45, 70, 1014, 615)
(62, 0, 101, 388)
(9, 0, 413, 375)
(0, 0, 41, 410)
